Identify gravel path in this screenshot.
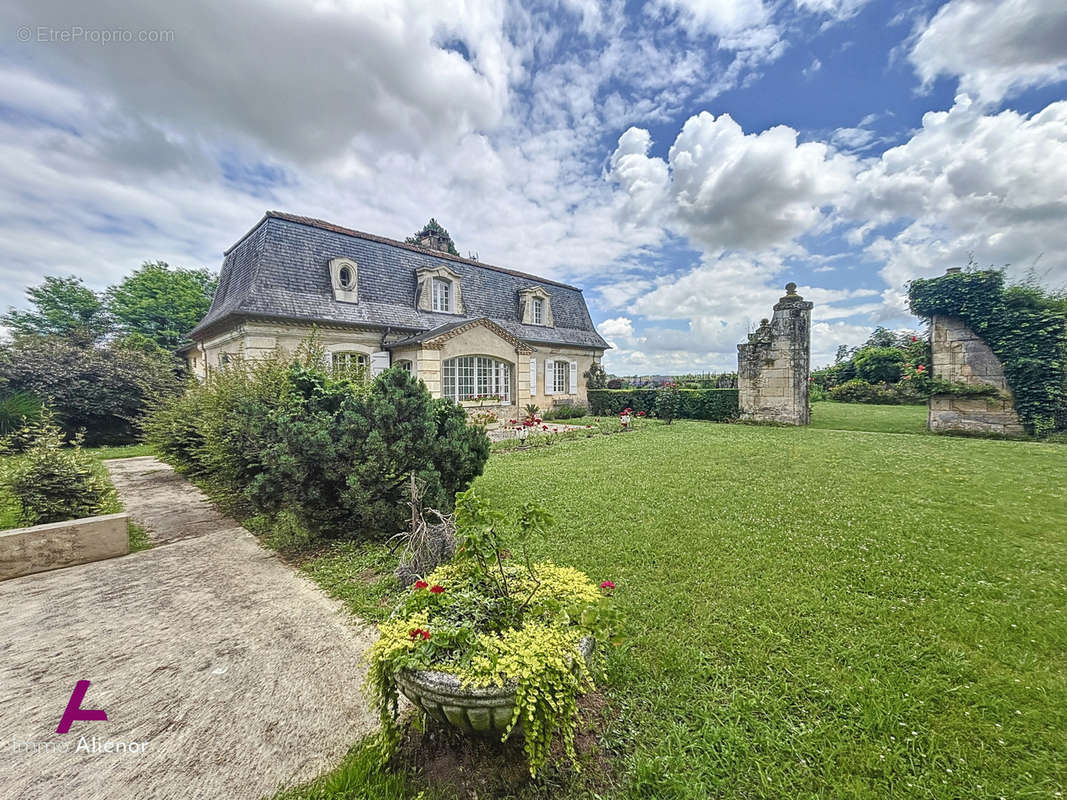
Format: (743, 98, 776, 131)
(0, 457, 377, 800)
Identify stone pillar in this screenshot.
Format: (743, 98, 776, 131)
(737, 283, 813, 425)
(928, 308, 1023, 436)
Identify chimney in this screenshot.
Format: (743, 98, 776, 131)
(417, 231, 450, 253)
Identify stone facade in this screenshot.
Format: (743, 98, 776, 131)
(928, 312, 1024, 436)
(737, 283, 812, 425)
(188, 318, 600, 416)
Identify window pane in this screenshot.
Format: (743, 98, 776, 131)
(442, 357, 511, 402)
(432, 278, 451, 312)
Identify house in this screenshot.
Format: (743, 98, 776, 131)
(186, 212, 609, 417)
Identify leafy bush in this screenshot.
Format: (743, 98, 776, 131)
(655, 381, 681, 424)
(829, 379, 897, 404)
(2, 411, 119, 526)
(854, 347, 907, 383)
(589, 388, 739, 421)
(541, 403, 588, 420)
(146, 352, 489, 540)
(0, 335, 184, 444)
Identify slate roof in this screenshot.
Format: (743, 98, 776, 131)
(191, 212, 609, 350)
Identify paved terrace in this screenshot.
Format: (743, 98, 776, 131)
(0, 456, 377, 800)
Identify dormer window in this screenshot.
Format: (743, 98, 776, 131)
(329, 258, 358, 303)
(432, 277, 452, 312)
(519, 287, 553, 326)
(416, 266, 464, 314)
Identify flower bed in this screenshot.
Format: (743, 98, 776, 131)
(367, 490, 620, 775)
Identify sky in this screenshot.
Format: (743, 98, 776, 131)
(1, 0, 1066, 373)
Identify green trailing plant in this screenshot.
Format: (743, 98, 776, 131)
(367, 490, 621, 776)
(2, 409, 119, 526)
(908, 269, 1067, 436)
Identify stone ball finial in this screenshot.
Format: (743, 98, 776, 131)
(785, 282, 798, 295)
(760, 318, 769, 326)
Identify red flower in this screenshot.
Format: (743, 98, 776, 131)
(638, 410, 646, 416)
(553, 427, 558, 432)
(621, 421, 628, 427)
(542, 425, 548, 430)
(508, 419, 517, 425)
(409, 627, 431, 640)
(917, 364, 925, 372)
(413, 580, 429, 590)
(911, 336, 917, 342)
(535, 417, 542, 423)
(429, 584, 445, 594)
(600, 580, 616, 590)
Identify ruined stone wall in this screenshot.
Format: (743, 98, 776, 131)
(737, 283, 812, 425)
(929, 314, 1024, 436)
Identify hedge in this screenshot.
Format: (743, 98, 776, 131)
(588, 389, 739, 421)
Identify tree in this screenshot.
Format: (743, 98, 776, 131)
(0, 335, 185, 445)
(405, 219, 460, 256)
(584, 361, 607, 390)
(2, 276, 111, 344)
(864, 326, 898, 349)
(854, 347, 907, 384)
(106, 262, 217, 350)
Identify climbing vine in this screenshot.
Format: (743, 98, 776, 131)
(908, 269, 1067, 436)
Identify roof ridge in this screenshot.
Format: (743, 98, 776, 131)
(247, 211, 582, 291)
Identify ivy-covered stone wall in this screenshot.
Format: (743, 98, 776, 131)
(929, 314, 1024, 436)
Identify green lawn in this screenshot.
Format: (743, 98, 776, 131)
(810, 401, 929, 434)
(291, 417, 1067, 799)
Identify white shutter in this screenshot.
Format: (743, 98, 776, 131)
(544, 359, 555, 395)
(569, 360, 578, 394)
(529, 357, 537, 396)
(370, 351, 390, 377)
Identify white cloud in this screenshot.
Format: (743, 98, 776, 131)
(851, 96, 1067, 309)
(649, 0, 772, 39)
(831, 126, 875, 149)
(796, 0, 872, 23)
(608, 112, 859, 253)
(910, 0, 1067, 105)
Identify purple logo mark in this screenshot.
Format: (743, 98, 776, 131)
(56, 680, 108, 734)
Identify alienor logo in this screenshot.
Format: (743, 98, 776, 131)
(56, 681, 108, 734)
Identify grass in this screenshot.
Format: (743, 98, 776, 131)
(85, 443, 155, 460)
(283, 413, 1067, 799)
(810, 401, 928, 435)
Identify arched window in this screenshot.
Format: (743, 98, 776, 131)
(442, 356, 511, 402)
(332, 351, 368, 373)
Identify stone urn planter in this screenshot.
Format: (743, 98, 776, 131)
(395, 636, 594, 737)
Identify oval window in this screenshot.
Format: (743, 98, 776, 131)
(338, 265, 353, 288)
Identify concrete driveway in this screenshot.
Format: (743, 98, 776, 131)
(0, 457, 378, 800)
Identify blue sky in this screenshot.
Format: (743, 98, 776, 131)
(1, 0, 1065, 372)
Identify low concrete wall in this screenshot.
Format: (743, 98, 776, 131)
(0, 513, 129, 581)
